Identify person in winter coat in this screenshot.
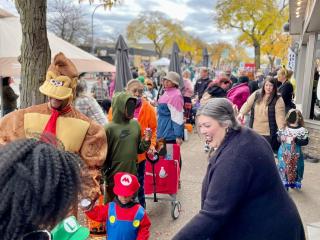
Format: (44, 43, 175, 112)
(1, 76, 19, 116)
(200, 76, 230, 106)
(83, 172, 151, 240)
(173, 98, 305, 240)
(194, 67, 211, 100)
(104, 92, 151, 202)
(239, 77, 286, 152)
(227, 75, 250, 110)
(277, 67, 296, 113)
(182, 70, 194, 123)
(157, 72, 184, 145)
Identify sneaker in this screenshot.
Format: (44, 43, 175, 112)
(295, 182, 302, 189)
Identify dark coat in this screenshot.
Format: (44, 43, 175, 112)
(278, 81, 296, 113)
(2, 86, 18, 111)
(194, 77, 211, 100)
(173, 127, 305, 240)
(206, 85, 227, 98)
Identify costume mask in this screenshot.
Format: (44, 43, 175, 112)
(124, 99, 136, 120)
(39, 52, 78, 101)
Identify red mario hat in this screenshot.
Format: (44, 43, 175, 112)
(113, 172, 140, 197)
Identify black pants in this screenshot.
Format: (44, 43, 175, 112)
(137, 161, 146, 208)
(263, 135, 280, 153)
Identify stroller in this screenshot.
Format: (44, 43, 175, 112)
(144, 140, 182, 219)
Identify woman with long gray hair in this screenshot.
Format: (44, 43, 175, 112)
(173, 98, 305, 240)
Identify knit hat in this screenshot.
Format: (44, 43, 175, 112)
(51, 216, 89, 240)
(39, 52, 78, 100)
(163, 71, 180, 86)
(113, 172, 140, 197)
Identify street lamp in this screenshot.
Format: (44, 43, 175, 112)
(91, 3, 105, 54)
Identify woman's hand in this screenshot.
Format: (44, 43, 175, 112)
(237, 113, 244, 124)
(176, 138, 183, 145)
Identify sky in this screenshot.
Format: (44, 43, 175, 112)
(0, 0, 240, 45)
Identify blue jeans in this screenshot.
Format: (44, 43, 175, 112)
(137, 161, 146, 208)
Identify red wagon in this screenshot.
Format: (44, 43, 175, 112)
(144, 143, 182, 219)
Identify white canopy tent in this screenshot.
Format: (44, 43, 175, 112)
(151, 57, 170, 67)
(0, 15, 115, 77)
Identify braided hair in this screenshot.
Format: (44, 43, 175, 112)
(0, 139, 81, 240)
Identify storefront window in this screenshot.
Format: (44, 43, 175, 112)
(310, 58, 320, 121)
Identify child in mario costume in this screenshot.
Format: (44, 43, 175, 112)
(0, 52, 107, 207)
(83, 172, 151, 240)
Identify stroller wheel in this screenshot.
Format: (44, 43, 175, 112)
(171, 201, 181, 220)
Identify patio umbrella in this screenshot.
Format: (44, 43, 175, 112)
(202, 47, 209, 68)
(169, 42, 184, 88)
(115, 35, 133, 92)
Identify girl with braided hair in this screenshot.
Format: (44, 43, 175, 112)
(0, 138, 82, 240)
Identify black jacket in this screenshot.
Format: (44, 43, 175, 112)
(206, 85, 227, 98)
(173, 128, 305, 240)
(194, 77, 211, 100)
(278, 81, 296, 113)
(2, 86, 18, 111)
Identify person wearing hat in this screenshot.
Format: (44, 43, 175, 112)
(0, 52, 107, 215)
(0, 138, 87, 240)
(83, 172, 151, 240)
(157, 71, 184, 146)
(50, 216, 89, 240)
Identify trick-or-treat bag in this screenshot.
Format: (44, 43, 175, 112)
(87, 195, 106, 237)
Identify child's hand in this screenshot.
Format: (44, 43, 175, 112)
(144, 128, 152, 141)
(148, 145, 156, 154)
(80, 198, 94, 211)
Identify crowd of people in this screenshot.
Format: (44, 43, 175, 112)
(0, 52, 311, 239)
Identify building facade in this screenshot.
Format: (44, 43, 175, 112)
(289, 0, 320, 160)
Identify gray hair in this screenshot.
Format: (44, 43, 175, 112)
(196, 98, 240, 130)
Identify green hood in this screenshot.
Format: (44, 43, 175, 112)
(112, 91, 137, 124)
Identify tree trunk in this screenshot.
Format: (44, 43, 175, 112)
(254, 43, 261, 70)
(268, 55, 275, 70)
(15, 0, 51, 108)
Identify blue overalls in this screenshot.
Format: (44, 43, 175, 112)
(107, 202, 145, 240)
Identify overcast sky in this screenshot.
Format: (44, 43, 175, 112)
(0, 0, 240, 45)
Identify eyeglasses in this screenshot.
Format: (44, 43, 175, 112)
(131, 88, 144, 94)
(23, 230, 52, 240)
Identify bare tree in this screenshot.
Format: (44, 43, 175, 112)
(47, 0, 90, 44)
